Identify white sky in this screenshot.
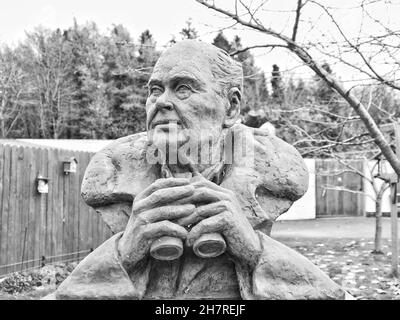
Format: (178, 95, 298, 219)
(1, 0, 400, 89)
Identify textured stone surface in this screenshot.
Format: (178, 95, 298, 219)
(53, 40, 348, 300)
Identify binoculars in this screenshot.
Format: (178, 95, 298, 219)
(150, 162, 226, 260)
(150, 233, 226, 260)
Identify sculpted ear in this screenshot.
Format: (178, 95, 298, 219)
(223, 87, 241, 128)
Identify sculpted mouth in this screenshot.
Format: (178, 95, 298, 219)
(151, 119, 182, 129)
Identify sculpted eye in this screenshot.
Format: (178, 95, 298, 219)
(149, 85, 163, 97)
(176, 84, 192, 99)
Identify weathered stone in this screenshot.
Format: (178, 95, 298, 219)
(52, 40, 349, 300)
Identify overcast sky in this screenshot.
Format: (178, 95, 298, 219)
(1, 0, 400, 88)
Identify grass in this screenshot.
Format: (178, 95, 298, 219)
(1, 237, 399, 300)
(276, 237, 400, 300)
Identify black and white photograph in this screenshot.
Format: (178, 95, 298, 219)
(0, 0, 400, 307)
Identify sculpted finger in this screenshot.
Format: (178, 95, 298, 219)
(142, 221, 188, 240)
(176, 201, 228, 226)
(191, 176, 235, 196)
(191, 178, 221, 192)
(186, 212, 231, 247)
(135, 185, 195, 212)
(141, 204, 195, 224)
(136, 178, 190, 201)
(185, 187, 229, 204)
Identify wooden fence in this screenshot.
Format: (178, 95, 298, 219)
(0, 143, 112, 276)
(0, 145, 368, 276)
(315, 158, 365, 217)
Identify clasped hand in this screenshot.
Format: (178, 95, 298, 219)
(118, 176, 262, 270)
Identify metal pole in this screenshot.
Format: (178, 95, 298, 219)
(390, 182, 398, 277)
(391, 121, 400, 277)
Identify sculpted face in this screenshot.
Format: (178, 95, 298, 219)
(145, 44, 228, 164)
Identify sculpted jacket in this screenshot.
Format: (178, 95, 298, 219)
(54, 124, 347, 300)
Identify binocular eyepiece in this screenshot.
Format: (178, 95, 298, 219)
(151, 161, 227, 260)
(150, 233, 226, 260)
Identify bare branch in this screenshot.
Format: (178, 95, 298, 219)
(322, 185, 376, 202)
(195, 0, 400, 176)
(229, 44, 287, 56)
(292, 0, 303, 42)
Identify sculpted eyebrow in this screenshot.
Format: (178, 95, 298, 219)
(171, 75, 205, 88)
(147, 79, 163, 88)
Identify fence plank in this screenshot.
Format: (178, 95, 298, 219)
(19, 146, 31, 271)
(51, 149, 61, 260)
(62, 151, 71, 261)
(72, 152, 80, 260)
(7, 147, 18, 273)
(16, 146, 26, 272)
(56, 149, 64, 262)
(33, 148, 42, 268)
(46, 149, 56, 263)
(0, 145, 5, 273)
(41, 148, 49, 264)
(78, 152, 86, 254)
(26, 146, 37, 269)
(1, 145, 12, 274)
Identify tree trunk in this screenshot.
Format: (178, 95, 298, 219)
(373, 196, 384, 254)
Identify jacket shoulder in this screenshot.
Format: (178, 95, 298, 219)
(222, 124, 309, 228)
(81, 132, 156, 207)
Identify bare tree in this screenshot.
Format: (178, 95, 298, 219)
(195, 0, 400, 175)
(318, 153, 390, 253)
(0, 46, 30, 138)
(23, 28, 77, 139)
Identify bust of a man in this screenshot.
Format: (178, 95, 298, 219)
(53, 40, 348, 300)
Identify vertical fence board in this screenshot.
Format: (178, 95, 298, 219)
(40, 148, 48, 264)
(51, 149, 62, 260)
(33, 148, 42, 268)
(0, 146, 6, 274)
(0, 145, 4, 271)
(1, 146, 12, 274)
(56, 149, 65, 261)
(15, 147, 24, 272)
(19, 146, 31, 271)
(6, 147, 16, 273)
(72, 152, 80, 261)
(46, 149, 56, 263)
(78, 152, 86, 255)
(4, 145, 12, 273)
(26, 147, 37, 269)
(67, 151, 75, 261)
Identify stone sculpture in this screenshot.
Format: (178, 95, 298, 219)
(52, 40, 350, 299)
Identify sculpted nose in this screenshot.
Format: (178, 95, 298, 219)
(155, 92, 174, 112)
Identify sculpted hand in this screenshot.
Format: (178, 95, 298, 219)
(177, 175, 262, 267)
(118, 178, 195, 270)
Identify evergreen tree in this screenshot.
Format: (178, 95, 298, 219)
(212, 32, 231, 52)
(211, 33, 269, 120)
(63, 21, 106, 138)
(179, 19, 198, 40)
(271, 64, 284, 104)
(313, 62, 336, 104)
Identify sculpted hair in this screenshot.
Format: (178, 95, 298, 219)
(208, 45, 244, 100)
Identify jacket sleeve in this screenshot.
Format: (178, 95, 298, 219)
(235, 231, 347, 300)
(55, 233, 151, 300)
